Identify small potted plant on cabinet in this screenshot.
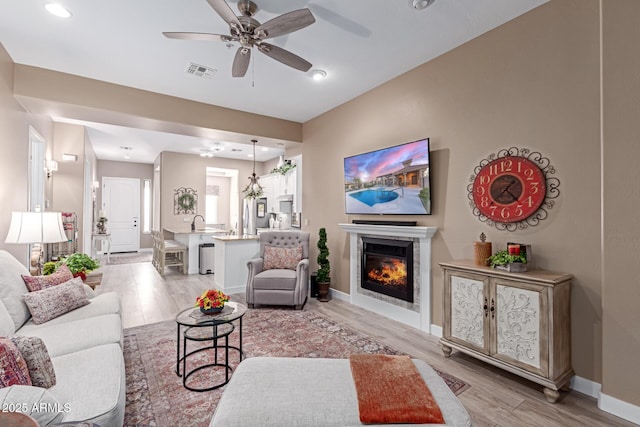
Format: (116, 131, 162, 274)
(316, 227, 331, 302)
(487, 249, 528, 272)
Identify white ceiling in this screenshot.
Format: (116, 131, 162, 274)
(0, 0, 547, 163)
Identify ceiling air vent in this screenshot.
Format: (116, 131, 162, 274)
(185, 62, 217, 79)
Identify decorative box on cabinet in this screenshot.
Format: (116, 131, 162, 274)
(439, 260, 573, 403)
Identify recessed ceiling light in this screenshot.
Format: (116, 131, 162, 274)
(45, 3, 72, 18)
(261, 147, 268, 151)
(310, 69, 327, 81)
(410, 0, 435, 10)
(200, 152, 214, 158)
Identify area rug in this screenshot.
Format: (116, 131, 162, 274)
(123, 308, 468, 427)
(108, 252, 152, 265)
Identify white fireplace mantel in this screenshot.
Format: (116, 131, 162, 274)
(339, 223, 437, 334)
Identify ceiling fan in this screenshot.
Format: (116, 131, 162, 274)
(163, 0, 316, 77)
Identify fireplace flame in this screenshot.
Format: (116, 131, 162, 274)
(367, 258, 407, 286)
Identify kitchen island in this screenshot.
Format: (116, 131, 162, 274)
(163, 227, 227, 275)
(163, 227, 260, 294)
(210, 235, 260, 294)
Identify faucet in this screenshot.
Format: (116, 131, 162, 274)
(191, 215, 205, 231)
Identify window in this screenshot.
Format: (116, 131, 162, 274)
(143, 179, 151, 233)
(205, 184, 219, 224)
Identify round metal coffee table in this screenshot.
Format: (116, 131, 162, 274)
(175, 301, 247, 392)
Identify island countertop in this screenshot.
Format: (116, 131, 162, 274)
(211, 234, 259, 242)
(163, 227, 227, 235)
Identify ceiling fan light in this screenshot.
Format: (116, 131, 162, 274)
(311, 69, 327, 81)
(45, 3, 72, 18)
(411, 0, 435, 10)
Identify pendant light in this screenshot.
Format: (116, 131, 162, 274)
(246, 139, 263, 198)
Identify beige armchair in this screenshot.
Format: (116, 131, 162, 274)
(246, 231, 310, 309)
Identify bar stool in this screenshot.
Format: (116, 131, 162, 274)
(152, 230, 188, 275)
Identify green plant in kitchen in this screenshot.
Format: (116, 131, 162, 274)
(486, 249, 527, 267)
(270, 162, 296, 175)
(316, 227, 331, 302)
(56, 253, 100, 280)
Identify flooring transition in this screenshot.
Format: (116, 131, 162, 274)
(96, 254, 636, 427)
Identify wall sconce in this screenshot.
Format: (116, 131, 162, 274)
(45, 160, 58, 178)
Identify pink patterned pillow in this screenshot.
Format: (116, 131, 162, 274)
(22, 277, 90, 324)
(22, 264, 74, 292)
(11, 336, 56, 388)
(263, 245, 303, 270)
(0, 337, 32, 387)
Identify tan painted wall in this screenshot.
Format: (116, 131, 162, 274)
(159, 151, 268, 233)
(0, 44, 53, 264)
(303, 0, 604, 384)
(97, 160, 155, 249)
(601, 0, 640, 406)
(50, 123, 86, 253)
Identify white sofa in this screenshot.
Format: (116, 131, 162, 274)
(0, 250, 125, 426)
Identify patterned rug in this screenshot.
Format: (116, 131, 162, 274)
(108, 252, 152, 265)
(123, 308, 468, 427)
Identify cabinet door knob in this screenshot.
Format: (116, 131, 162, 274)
(484, 296, 489, 317)
(491, 298, 495, 319)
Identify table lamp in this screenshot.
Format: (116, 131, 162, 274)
(5, 211, 68, 271)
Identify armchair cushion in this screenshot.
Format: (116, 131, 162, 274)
(263, 245, 303, 270)
(253, 269, 297, 290)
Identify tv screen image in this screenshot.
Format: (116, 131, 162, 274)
(344, 138, 431, 215)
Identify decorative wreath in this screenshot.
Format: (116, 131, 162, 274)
(178, 193, 196, 211)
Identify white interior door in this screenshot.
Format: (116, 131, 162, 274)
(103, 177, 140, 253)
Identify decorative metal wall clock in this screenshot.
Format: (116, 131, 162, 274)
(468, 147, 560, 231)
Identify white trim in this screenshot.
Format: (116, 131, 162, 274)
(571, 375, 601, 399)
(338, 223, 437, 335)
(430, 324, 442, 338)
(328, 287, 349, 302)
(599, 392, 640, 425)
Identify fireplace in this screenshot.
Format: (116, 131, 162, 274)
(361, 237, 414, 303)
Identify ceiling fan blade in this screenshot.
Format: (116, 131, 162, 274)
(257, 43, 312, 72)
(232, 47, 251, 77)
(163, 32, 236, 42)
(206, 0, 242, 29)
(255, 9, 315, 40)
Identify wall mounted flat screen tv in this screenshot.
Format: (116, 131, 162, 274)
(344, 138, 431, 215)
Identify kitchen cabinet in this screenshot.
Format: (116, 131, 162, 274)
(260, 169, 297, 213)
(439, 260, 573, 403)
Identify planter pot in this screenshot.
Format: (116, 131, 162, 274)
(317, 281, 330, 302)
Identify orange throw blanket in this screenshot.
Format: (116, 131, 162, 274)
(349, 354, 445, 424)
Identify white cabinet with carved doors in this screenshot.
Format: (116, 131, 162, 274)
(440, 260, 573, 403)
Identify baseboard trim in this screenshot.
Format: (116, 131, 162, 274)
(571, 375, 601, 398)
(430, 324, 442, 338)
(328, 288, 349, 302)
(599, 392, 640, 425)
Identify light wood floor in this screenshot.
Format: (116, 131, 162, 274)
(97, 255, 634, 427)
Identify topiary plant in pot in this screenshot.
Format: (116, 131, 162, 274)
(316, 227, 331, 302)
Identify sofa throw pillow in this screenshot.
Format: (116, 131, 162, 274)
(10, 336, 56, 388)
(0, 337, 32, 387)
(21, 264, 74, 292)
(263, 245, 303, 270)
(22, 277, 90, 325)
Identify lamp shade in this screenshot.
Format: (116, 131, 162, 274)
(5, 212, 68, 244)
